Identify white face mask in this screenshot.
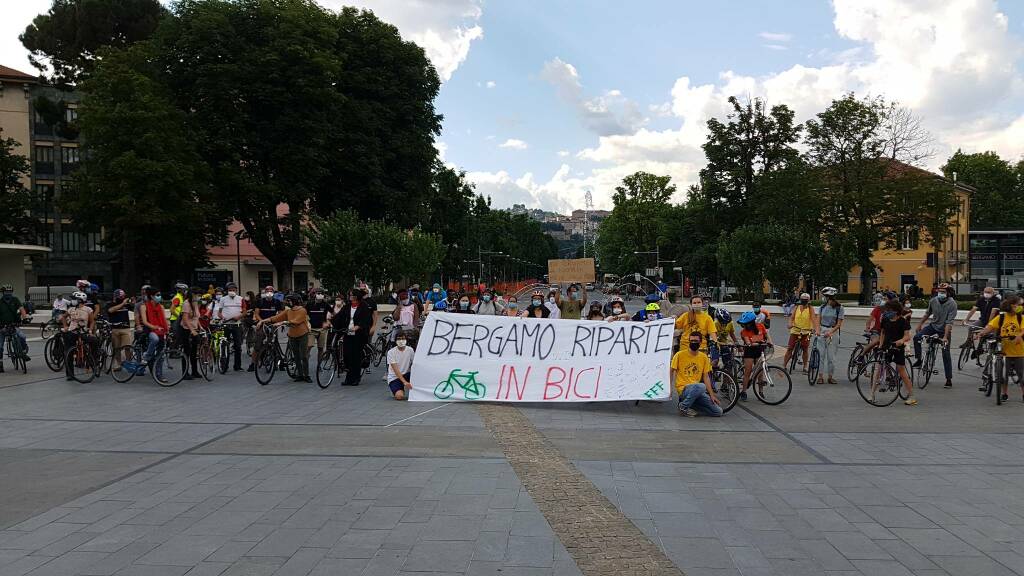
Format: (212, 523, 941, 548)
(548, 297, 555, 303)
(315, 294, 324, 301)
(263, 292, 273, 299)
(613, 307, 623, 314)
(227, 291, 236, 298)
(983, 292, 993, 299)
(396, 339, 407, 348)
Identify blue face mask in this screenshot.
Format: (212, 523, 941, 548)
(154, 295, 163, 303)
(937, 292, 948, 301)
(483, 295, 491, 302)
(532, 299, 542, 307)
(459, 301, 469, 309)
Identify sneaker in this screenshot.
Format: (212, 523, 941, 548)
(944, 380, 953, 389)
(739, 391, 748, 401)
(1001, 394, 1009, 402)
(904, 397, 918, 406)
(247, 364, 255, 372)
(682, 408, 698, 418)
(911, 359, 922, 368)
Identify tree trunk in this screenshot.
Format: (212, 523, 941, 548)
(858, 257, 874, 306)
(274, 259, 294, 293)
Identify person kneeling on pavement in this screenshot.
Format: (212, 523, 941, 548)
(387, 331, 414, 400)
(670, 331, 722, 417)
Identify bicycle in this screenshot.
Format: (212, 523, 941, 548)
(957, 325, 984, 371)
(741, 344, 792, 405)
(40, 314, 63, 340)
(44, 332, 66, 372)
(808, 334, 825, 386)
(1, 320, 30, 374)
(316, 328, 345, 389)
(363, 317, 396, 371)
(856, 348, 911, 407)
(434, 368, 487, 400)
(254, 323, 296, 385)
(918, 334, 946, 389)
(785, 330, 812, 374)
(111, 332, 148, 384)
(65, 329, 98, 383)
(847, 332, 874, 383)
(194, 329, 215, 381)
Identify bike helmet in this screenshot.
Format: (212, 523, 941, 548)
(714, 308, 732, 324)
(610, 295, 624, 304)
(141, 284, 154, 294)
(799, 292, 811, 300)
(644, 293, 661, 304)
(0, 284, 12, 292)
(937, 282, 951, 290)
(821, 286, 838, 297)
(645, 302, 661, 312)
(884, 290, 898, 300)
(71, 291, 87, 302)
(174, 282, 188, 292)
(738, 311, 757, 325)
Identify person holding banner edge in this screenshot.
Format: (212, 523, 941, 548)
(671, 331, 722, 417)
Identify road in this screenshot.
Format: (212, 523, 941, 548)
(0, 304, 1022, 576)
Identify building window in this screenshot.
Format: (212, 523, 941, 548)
(65, 107, 78, 123)
(61, 231, 79, 253)
(37, 225, 53, 248)
(35, 146, 53, 162)
(258, 271, 274, 289)
(82, 232, 103, 252)
(34, 183, 54, 212)
(61, 146, 79, 169)
(898, 229, 919, 251)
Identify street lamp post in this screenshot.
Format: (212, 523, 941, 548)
(233, 229, 247, 291)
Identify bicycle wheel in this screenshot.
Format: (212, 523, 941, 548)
(99, 339, 113, 374)
(218, 340, 230, 374)
(787, 347, 798, 373)
(44, 337, 64, 372)
(152, 347, 186, 387)
(66, 345, 96, 383)
(255, 348, 276, 385)
(284, 346, 298, 379)
(847, 344, 863, 382)
(753, 365, 792, 405)
(8, 337, 27, 374)
(433, 380, 455, 400)
(981, 353, 994, 397)
(856, 360, 899, 407)
(997, 356, 1004, 406)
(111, 345, 138, 383)
(808, 348, 820, 386)
(373, 337, 390, 367)
(921, 346, 936, 389)
(198, 341, 213, 381)
(957, 342, 972, 371)
(316, 348, 336, 389)
(712, 370, 740, 413)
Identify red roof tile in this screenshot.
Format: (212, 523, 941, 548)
(0, 65, 37, 82)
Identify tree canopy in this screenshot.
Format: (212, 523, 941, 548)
(0, 136, 36, 245)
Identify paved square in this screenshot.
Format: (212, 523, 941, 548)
(2, 321, 1024, 575)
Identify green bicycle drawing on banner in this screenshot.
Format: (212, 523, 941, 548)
(434, 369, 487, 400)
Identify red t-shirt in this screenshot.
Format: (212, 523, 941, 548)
(741, 324, 768, 344)
(145, 300, 169, 335)
(869, 306, 883, 331)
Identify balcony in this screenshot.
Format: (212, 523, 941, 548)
(34, 161, 54, 176)
(34, 122, 53, 137)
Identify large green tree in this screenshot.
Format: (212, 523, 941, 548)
(0, 135, 36, 244)
(942, 150, 1022, 229)
(68, 45, 224, 290)
(804, 94, 957, 304)
(21, 0, 166, 87)
(595, 172, 675, 275)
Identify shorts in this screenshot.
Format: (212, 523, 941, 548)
(743, 344, 765, 360)
(787, 333, 811, 350)
(884, 347, 906, 366)
(389, 373, 410, 395)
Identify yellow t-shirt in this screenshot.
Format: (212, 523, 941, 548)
(988, 313, 1024, 357)
(790, 305, 813, 334)
(675, 311, 715, 350)
(670, 350, 711, 395)
(714, 320, 735, 341)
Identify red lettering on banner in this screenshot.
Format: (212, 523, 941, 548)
(505, 365, 532, 400)
(543, 366, 567, 400)
(496, 365, 507, 399)
(573, 367, 595, 399)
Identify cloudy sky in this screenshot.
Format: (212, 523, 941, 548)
(3, 0, 1023, 213)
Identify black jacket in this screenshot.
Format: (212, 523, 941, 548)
(332, 302, 373, 337)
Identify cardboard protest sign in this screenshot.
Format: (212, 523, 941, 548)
(408, 314, 673, 402)
(548, 258, 596, 284)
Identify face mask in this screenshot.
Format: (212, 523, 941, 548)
(753, 307, 760, 313)
(154, 295, 163, 303)
(459, 301, 469, 309)
(800, 299, 809, 305)
(569, 292, 578, 300)
(398, 298, 409, 306)
(396, 339, 407, 348)
(548, 297, 555, 303)
(433, 288, 440, 293)
(688, 342, 701, 351)
(313, 294, 323, 301)
(904, 302, 912, 310)
(937, 292, 947, 301)
(509, 302, 518, 309)
(532, 299, 542, 307)
(983, 293, 993, 299)
(263, 292, 273, 299)
(214, 295, 222, 301)
(227, 291, 236, 298)
(613, 307, 623, 314)
(483, 295, 491, 302)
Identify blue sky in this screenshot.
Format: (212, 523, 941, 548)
(3, 1, 1024, 212)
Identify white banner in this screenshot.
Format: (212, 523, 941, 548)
(408, 314, 674, 402)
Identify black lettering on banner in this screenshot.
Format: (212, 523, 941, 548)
(628, 324, 645, 355)
(487, 325, 505, 356)
(610, 326, 629, 355)
(427, 318, 456, 356)
(449, 322, 473, 356)
(520, 322, 540, 357)
(499, 323, 520, 356)
(572, 325, 592, 357)
(654, 321, 673, 353)
(536, 324, 556, 360)
(471, 324, 490, 358)
(594, 326, 616, 356)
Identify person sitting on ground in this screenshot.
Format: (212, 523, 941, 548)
(737, 311, 773, 401)
(605, 296, 630, 322)
(670, 331, 722, 417)
(524, 290, 550, 318)
(386, 330, 415, 400)
(586, 301, 605, 321)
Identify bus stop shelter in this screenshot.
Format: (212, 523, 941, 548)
(0, 244, 52, 298)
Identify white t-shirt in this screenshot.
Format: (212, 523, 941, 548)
(386, 345, 414, 381)
(217, 295, 244, 321)
(348, 305, 358, 333)
(545, 300, 560, 319)
(53, 297, 70, 312)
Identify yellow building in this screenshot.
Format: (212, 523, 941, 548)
(846, 170, 972, 295)
(0, 65, 35, 189)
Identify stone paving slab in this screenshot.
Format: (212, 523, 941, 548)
(793, 432, 1024, 465)
(0, 420, 242, 453)
(547, 429, 819, 464)
(192, 425, 503, 459)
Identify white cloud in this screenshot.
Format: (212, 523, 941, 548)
(480, 0, 1024, 212)
(499, 139, 528, 150)
(540, 57, 646, 136)
(759, 32, 793, 42)
(322, 0, 484, 82)
(486, 80, 496, 88)
(557, 150, 570, 157)
(763, 44, 789, 51)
